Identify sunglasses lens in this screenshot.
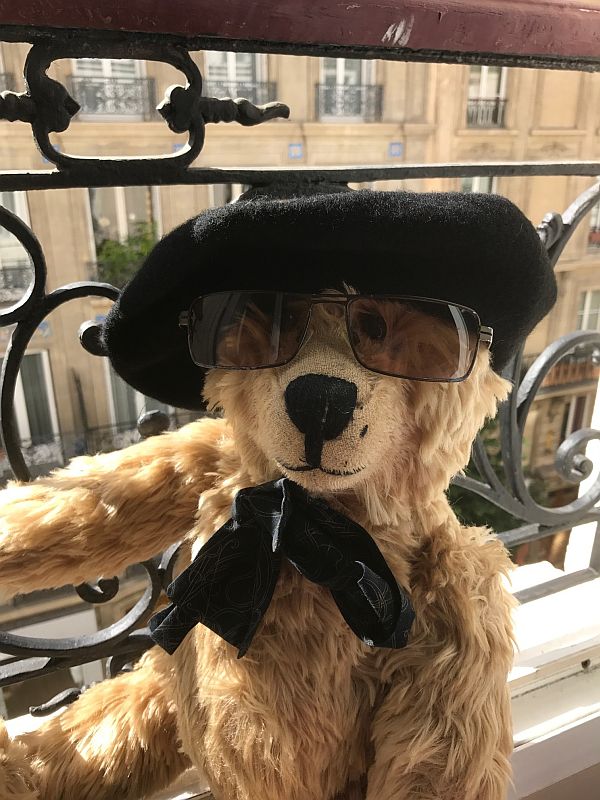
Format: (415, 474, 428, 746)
(188, 292, 311, 368)
(348, 297, 480, 380)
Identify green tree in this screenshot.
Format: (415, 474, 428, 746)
(95, 222, 157, 288)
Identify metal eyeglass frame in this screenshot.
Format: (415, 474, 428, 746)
(179, 291, 494, 383)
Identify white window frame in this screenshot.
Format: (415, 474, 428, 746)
(89, 185, 159, 248)
(204, 51, 266, 85)
(72, 58, 142, 80)
(468, 65, 508, 99)
(461, 175, 498, 193)
(0, 190, 30, 228)
(103, 360, 171, 428)
(577, 288, 600, 331)
(319, 57, 374, 88)
(70, 58, 146, 122)
(13, 350, 60, 443)
(319, 58, 376, 122)
(563, 393, 590, 437)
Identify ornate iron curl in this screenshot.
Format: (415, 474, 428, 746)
(452, 182, 600, 574)
(0, 559, 163, 688)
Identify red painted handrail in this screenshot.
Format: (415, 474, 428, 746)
(0, 0, 599, 62)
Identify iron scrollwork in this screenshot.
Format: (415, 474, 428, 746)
(0, 39, 289, 180)
(0, 26, 598, 715)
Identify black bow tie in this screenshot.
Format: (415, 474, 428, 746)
(149, 478, 414, 657)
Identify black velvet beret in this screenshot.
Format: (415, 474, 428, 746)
(103, 190, 556, 410)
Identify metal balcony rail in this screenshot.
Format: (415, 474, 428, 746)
(588, 225, 600, 248)
(0, 263, 31, 290)
(466, 97, 507, 128)
(315, 83, 383, 121)
(0, 72, 15, 92)
(0, 8, 599, 739)
(202, 80, 277, 106)
(66, 75, 157, 118)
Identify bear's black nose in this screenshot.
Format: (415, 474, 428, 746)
(284, 374, 358, 467)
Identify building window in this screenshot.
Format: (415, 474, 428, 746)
(0, 191, 32, 305)
(576, 289, 600, 331)
(560, 394, 589, 442)
(0, 46, 14, 92)
(466, 66, 508, 128)
(588, 199, 600, 250)
(68, 58, 156, 118)
(0, 352, 60, 448)
(461, 176, 498, 193)
(107, 366, 168, 431)
(89, 186, 155, 249)
(88, 186, 158, 286)
(316, 58, 383, 122)
(203, 52, 275, 105)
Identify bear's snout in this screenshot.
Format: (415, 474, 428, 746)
(284, 374, 357, 467)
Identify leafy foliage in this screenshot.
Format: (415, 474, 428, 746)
(95, 222, 157, 288)
(447, 417, 547, 535)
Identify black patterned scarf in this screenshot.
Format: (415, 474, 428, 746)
(150, 478, 415, 657)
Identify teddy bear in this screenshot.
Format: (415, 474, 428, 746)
(0, 189, 556, 800)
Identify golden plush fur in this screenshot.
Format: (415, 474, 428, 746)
(0, 302, 514, 800)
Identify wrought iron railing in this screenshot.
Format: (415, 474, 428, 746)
(0, 415, 203, 482)
(203, 80, 277, 106)
(315, 83, 383, 121)
(0, 72, 14, 92)
(0, 17, 598, 744)
(466, 97, 507, 128)
(66, 75, 157, 118)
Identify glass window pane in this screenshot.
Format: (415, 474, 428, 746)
(484, 66, 503, 97)
(342, 59, 362, 86)
(322, 58, 338, 85)
(74, 58, 103, 76)
(0, 191, 17, 216)
(20, 354, 54, 445)
(234, 53, 256, 83)
(89, 187, 119, 246)
(123, 187, 153, 238)
(109, 59, 137, 79)
(205, 51, 230, 81)
(468, 66, 482, 98)
(109, 369, 138, 429)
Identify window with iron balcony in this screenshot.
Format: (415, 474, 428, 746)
(67, 58, 157, 119)
(466, 65, 508, 128)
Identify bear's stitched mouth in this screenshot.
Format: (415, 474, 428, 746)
(276, 459, 365, 477)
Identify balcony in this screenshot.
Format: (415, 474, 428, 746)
(0, 262, 31, 304)
(202, 80, 277, 106)
(315, 83, 383, 121)
(66, 75, 157, 118)
(0, 72, 14, 92)
(466, 97, 507, 128)
(1, 4, 600, 800)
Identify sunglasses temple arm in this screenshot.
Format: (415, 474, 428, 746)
(480, 325, 493, 348)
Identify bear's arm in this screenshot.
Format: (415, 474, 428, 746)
(366, 528, 515, 800)
(0, 648, 190, 800)
(0, 417, 229, 598)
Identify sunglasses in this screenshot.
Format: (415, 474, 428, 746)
(179, 292, 493, 382)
